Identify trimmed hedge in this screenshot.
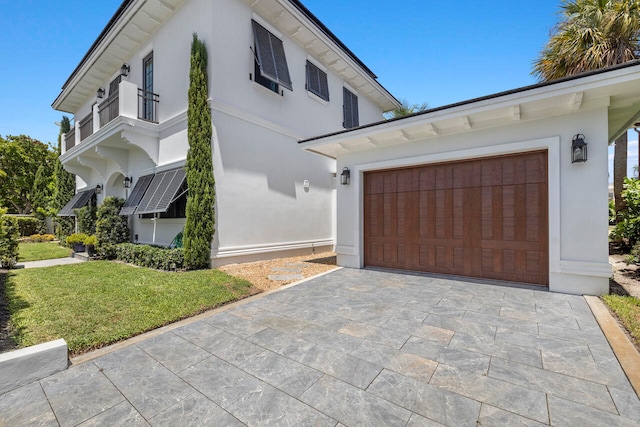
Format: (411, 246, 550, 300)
(0, 215, 19, 268)
(15, 216, 39, 237)
(115, 243, 184, 271)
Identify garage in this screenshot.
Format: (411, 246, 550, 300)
(364, 151, 549, 286)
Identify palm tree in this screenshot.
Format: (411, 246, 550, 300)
(385, 100, 429, 119)
(533, 0, 640, 220)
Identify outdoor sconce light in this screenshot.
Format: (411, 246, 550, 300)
(340, 167, 351, 185)
(95, 184, 103, 194)
(571, 134, 588, 163)
(96, 87, 105, 99)
(120, 63, 130, 77)
(123, 176, 133, 189)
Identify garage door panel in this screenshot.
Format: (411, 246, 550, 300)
(364, 151, 549, 286)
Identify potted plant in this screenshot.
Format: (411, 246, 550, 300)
(84, 235, 97, 257)
(66, 233, 89, 253)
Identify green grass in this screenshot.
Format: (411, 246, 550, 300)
(18, 241, 71, 262)
(4, 261, 253, 355)
(602, 294, 640, 348)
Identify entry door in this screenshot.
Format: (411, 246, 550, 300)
(363, 151, 549, 286)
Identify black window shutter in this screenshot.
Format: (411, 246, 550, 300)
(252, 20, 292, 91)
(343, 88, 359, 129)
(306, 61, 329, 101)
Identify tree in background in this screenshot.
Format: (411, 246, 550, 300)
(184, 34, 215, 269)
(0, 208, 19, 268)
(53, 117, 75, 239)
(384, 100, 429, 120)
(0, 135, 55, 214)
(532, 0, 640, 220)
(31, 165, 53, 233)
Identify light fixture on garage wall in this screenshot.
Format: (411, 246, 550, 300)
(123, 176, 133, 189)
(95, 184, 103, 194)
(571, 134, 588, 163)
(120, 63, 130, 77)
(96, 87, 105, 99)
(340, 167, 351, 185)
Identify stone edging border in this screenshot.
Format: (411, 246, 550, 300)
(584, 295, 640, 399)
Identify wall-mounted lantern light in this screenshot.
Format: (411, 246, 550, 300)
(96, 87, 105, 99)
(571, 134, 588, 163)
(120, 63, 130, 77)
(340, 167, 351, 185)
(123, 176, 133, 189)
(95, 184, 103, 194)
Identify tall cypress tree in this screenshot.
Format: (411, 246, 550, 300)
(53, 116, 75, 239)
(184, 34, 215, 269)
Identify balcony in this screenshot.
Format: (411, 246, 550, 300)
(63, 80, 159, 155)
(60, 80, 161, 184)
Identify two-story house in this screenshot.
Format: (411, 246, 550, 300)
(53, 0, 399, 265)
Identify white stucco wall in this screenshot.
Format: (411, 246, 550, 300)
(334, 108, 611, 295)
(63, 0, 392, 257)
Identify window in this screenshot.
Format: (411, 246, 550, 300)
(251, 20, 292, 91)
(142, 52, 154, 121)
(306, 61, 329, 101)
(343, 87, 359, 129)
(254, 60, 279, 93)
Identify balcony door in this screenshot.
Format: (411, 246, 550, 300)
(142, 52, 154, 121)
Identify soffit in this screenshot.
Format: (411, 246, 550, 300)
(53, 0, 187, 113)
(302, 64, 640, 159)
(246, 0, 399, 111)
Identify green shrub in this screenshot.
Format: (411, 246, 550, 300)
(27, 234, 55, 242)
(115, 243, 184, 271)
(95, 197, 129, 259)
(54, 217, 74, 243)
(613, 178, 640, 247)
(609, 199, 616, 225)
(75, 205, 96, 235)
(65, 233, 89, 247)
(84, 235, 97, 246)
(15, 216, 39, 237)
(0, 211, 19, 268)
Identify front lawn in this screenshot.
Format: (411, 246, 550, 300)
(5, 261, 254, 355)
(18, 241, 71, 262)
(602, 294, 640, 348)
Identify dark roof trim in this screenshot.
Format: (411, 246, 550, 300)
(299, 60, 640, 144)
(287, 0, 377, 80)
(60, 0, 134, 92)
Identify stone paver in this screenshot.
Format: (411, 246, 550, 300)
(2, 268, 640, 426)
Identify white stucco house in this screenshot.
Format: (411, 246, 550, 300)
(52, 0, 399, 265)
(301, 61, 640, 296)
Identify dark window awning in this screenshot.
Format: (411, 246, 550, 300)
(135, 167, 186, 215)
(58, 188, 96, 216)
(252, 20, 293, 91)
(119, 174, 154, 216)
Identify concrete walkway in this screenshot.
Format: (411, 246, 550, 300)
(2, 268, 640, 426)
(15, 256, 84, 269)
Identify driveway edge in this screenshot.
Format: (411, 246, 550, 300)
(585, 295, 640, 399)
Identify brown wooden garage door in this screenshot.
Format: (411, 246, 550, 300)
(364, 151, 548, 286)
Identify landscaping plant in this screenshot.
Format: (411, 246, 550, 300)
(612, 177, 640, 251)
(52, 117, 75, 242)
(0, 209, 19, 268)
(95, 196, 129, 259)
(75, 204, 96, 235)
(184, 33, 215, 270)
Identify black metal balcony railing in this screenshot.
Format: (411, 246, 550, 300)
(79, 113, 93, 142)
(138, 89, 159, 123)
(98, 92, 120, 127)
(65, 127, 76, 151)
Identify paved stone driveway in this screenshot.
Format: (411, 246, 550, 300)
(2, 268, 640, 426)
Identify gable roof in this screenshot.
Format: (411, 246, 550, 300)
(52, 0, 399, 113)
(300, 61, 640, 159)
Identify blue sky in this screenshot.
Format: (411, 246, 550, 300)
(0, 0, 635, 180)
